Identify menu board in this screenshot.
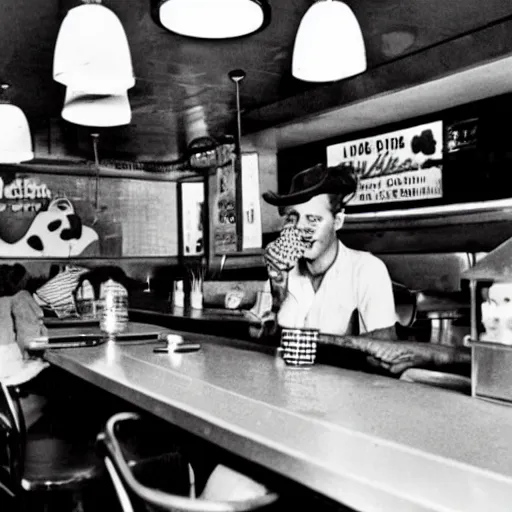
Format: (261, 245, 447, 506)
(0, 171, 177, 258)
(181, 182, 204, 256)
(212, 159, 238, 254)
(241, 152, 262, 250)
(327, 120, 444, 206)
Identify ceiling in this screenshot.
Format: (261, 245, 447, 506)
(2, 0, 512, 162)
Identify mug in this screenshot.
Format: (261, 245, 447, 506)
(279, 327, 319, 366)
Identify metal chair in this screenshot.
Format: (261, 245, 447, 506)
(97, 412, 279, 512)
(392, 281, 418, 328)
(0, 381, 104, 511)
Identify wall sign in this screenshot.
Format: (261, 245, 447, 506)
(0, 176, 51, 212)
(327, 120, 444, 206)
(0, 171, 178, 259)
(0, 173, 99, 258)
(446, 117, 478, 153)
(241, 153, 262, 250)
(181, 182, 204, 256)
(212, 159, 238, 254)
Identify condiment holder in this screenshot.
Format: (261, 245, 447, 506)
(187, 262, 206, 310)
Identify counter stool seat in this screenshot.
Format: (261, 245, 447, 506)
(98, 412, 279, 512)
(21, 436, 101, 492)
(0, 382, 104, 510)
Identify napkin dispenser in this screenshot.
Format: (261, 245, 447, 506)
(462, 237, 512, 405)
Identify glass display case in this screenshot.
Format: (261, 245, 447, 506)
(462, 237, 512, 404)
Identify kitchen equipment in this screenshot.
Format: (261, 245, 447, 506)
(461, 236, 512, 405)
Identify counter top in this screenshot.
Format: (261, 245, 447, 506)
(129, 293, 250, 322)
(128, 294, 254, 340)
(44, 327, 512, 512)
(131, 305, 248, 323)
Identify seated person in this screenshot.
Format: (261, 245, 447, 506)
(0, 265, 48, 388)
(248, 162, 470, 375)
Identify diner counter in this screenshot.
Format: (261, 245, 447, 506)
(128, 294, 254, 339)
(44, 325, 512, 512)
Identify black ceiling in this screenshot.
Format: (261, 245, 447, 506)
(1, 0, 512, 161)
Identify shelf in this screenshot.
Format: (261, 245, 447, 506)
(2, 161, 201, 182)
(344, 198, 512, 229)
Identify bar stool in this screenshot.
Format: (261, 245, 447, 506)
(97, 412, 279, 512)
(0, 381, 104, 511)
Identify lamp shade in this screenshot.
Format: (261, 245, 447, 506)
(0, 104, 34, 163)
(292, 0, 366, 82)
(155, 0, 270, 39)
(53, 4, 135, 93)
(61, 89, 131, 127)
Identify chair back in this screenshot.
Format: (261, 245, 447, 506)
(98, 412, 279, 512)
(0, 382, 25, 497)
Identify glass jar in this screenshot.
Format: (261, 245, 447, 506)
(100, 279, 128, 341)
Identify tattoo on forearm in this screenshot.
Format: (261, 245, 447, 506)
(268, 266, 288, 312)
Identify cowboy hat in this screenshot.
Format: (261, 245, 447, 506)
(262, 162, 358, 207)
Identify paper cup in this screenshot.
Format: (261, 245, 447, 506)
(190, 290, 203, 310)
(280, 327, 319, 366)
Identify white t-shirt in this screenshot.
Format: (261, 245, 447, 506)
(276, 241, 396, 335)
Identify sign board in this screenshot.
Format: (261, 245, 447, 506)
(181, 182, 204, 256)
(327, 121, 444, 206)
(0, 171, 178, 258)
(241, 152, 262, 250)
(212, 160, 238, 254)
(0, 173, 101, 258)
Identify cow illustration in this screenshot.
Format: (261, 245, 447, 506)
(0, 198, 99, 257)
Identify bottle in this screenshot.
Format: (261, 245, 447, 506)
(173, 280, 185, 308)
(100, 279, 128, 341)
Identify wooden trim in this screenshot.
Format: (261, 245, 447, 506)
(8, 162, 199, 182)
(344, 198, 512, 226)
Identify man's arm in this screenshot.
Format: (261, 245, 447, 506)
(320, 324, 399, 345)
(319, 325, 471, 375)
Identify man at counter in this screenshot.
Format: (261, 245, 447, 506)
(262, 162, 396, 336)
(248, 162, 470, 375)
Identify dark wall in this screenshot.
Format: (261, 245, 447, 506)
(277, 92, 512, 215)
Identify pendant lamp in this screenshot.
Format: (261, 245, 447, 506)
(153, 0, 270, 39)
(61, 89, 131, 127)
(292, 0, 366, 82)
(0, 84, 34, 163)
(53, 2, 134, 94)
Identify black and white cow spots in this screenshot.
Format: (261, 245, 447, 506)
(47, 220, 62, 232)
(0, 198, 99, 257)
(27, 235, 44, 251)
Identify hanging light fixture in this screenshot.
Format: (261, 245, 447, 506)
(229, 69, 245, 157)
(53, 1, 135, 94)
(153, 0, 270, 39)
(61, 89, 131, 127)
(0, 84, 34, 164)
(292, 0, 366, 82)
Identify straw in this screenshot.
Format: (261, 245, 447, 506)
(187, 259, 207, 294)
